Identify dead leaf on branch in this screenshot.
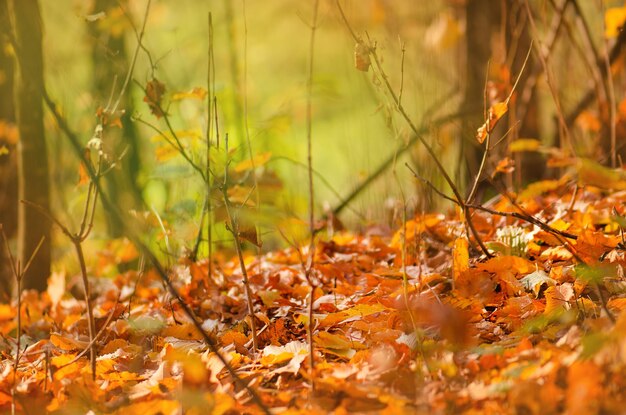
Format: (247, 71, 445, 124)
(476, 101, 508, 144)
(143, 78, 167, 119)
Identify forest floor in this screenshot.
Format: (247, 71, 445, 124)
(1, 180, 626, 414)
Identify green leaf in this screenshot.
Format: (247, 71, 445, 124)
(574, 264, 613, 284)
(128, 315, 166, 335)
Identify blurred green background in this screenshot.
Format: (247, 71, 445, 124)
(41, 0, 460, 262)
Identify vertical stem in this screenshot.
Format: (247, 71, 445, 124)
(306, 0, 320, 382)
(223, 135, 258, 353)
(242, 0, 262, 270)
(75, 241, 96, 379)
(14, 268, 20, 377)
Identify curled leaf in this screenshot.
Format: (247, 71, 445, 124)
(354, 42, 371, 72)
(143, 78, 167, 118)
(476, 102, 508, 144)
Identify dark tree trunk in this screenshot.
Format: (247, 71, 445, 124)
(88, 0, 143, 237)
(462, 0, 498, 187)
(9, 0, 50, 291)
(0, 0, 16, 299)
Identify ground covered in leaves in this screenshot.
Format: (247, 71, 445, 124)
(2, 180, 626, 414)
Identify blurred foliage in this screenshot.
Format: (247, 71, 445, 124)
(41, 0, 460, 264)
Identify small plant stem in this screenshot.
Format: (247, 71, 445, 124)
(23, 150, 102, 380)
(305, 0, 320, 386)
(1, 226, 43, 409)
(74, 240, 96, 377)
(207, 13, 215, 269)
(191, 12, 215, 262)
(241, 0, 263, 280)
(222, 135, 258, 353)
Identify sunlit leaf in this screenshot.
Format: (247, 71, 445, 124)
(171, 87, 208, 101)
(520, 269, 556, 297)
(605, 6, 626, 38)
(476, 102, 508, 144)
(453, 237, 469, 286)
(261, 341, 308, 374)
(494, 157, 515, 174)
(234, 151, 272, 173)
(577, 158, 626, 190)
(128, 315, 166, 335)
(320, 303, 386, 327)
(509, 138, 542, 153)
(161, 323, 204, 340)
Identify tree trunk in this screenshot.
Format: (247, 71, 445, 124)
(9, 0, 50, 291)
(462, 0, 498, 190)
(0, 0, 17, 299)
(88, 0, 143, 237)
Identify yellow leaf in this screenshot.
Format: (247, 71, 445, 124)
(518, 179, 564, 200)
(0, 304, 15, 321)
(509, 138, 542, 153)
(495, 157, 515, 174)
(161, 323, 204, 340)
(171, 87, 208, 101)
(50, 333, 88, 351)
(47, 271, 66, 308)
(577, 158, 626, 190)
(320, 303, 386, 327)
(453, 237, 469, 286)
(608, 298, 626, 312)
(605, 7, 626, 38)
(315, 331, 366, 350)
(544, 284, 574, 314)
(478, 256, 535, 275)
(226, 185, 256, 207)
(154, 144, 178, 162)
(260, 351, 294, 366)
(476, 102, 508, 144)
(234, 151, 272, 172)
(112, 399, 180, 415)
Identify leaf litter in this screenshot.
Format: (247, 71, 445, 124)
(2, 183, 626, 414)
